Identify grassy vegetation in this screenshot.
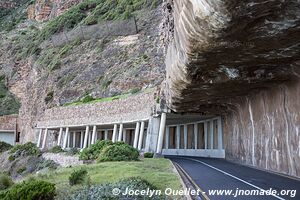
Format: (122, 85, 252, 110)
(34, 158, 181, 192)
(39, 0, 154, 41)
(0, 0, 35, 32)
(63, 88, 153, 107)
(0, 78, 20, 116)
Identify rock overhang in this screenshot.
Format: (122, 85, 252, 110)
(165, 0, 300, 113)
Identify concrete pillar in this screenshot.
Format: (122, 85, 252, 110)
(80, 131, 84, 148)
(194, 124, 198, 149)
(210, 120, 214, 149)
(112, 124, 118, 142)
(165, 126, 170, 149)
(91, 125, 97, 145)
(63, 127, 70, 149)
(217, 117, 223, 150)
(72, 132, 75, 148)
(67, 131, 70, 148)
(104, 130, 108, 140)
(133, 122, 140, 148)
(184, 124, 188, 149)
(57, 128, 63, 146)
(176, 125, 180, 149)
(118, 124, 123, 142)
(83, 126, 89, 149)
(156, 113, 167, 154)
(37, 129, 43, 148)
(204, 122, 208, 149)
(138, 121, 145, 150)
(123, 129, 127, 143)
(42, 128, 48, 149)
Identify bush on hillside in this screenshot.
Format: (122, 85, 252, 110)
(79, 140, 113, 160)
(66, 147, 80, 156)
(0, 174, 13, 191)
(97, 142, 139, 162)
(70, 177, 160, 200)
(0, 141, 12, 153)
(1, 179, 56, 200)
(49, 146, 65, 154)
(144, 152, 154, 158)
(69, 168, 88, 186)
(10, 142, 41, 157)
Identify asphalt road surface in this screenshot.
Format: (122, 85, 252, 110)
(168, 156, 300, 200)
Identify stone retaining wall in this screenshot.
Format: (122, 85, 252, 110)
(37, 91, 157, 128)
(0, 114, 19, 131)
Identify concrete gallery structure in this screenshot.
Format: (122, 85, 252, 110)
(35, 90, 225, 158)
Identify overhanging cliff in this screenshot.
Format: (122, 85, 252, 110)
(165, 0, 300, 114)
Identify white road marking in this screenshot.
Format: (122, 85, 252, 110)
(185, 158, 285, 200)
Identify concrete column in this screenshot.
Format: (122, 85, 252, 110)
(63, 127, 70, 149)
(71, 132, 75, 148)
(156, 113, 167, 154)
(184, 124, 188, 149)
(104, 130, 108, 140)
(80, 131, 84, 148)
(123, 129, 127, 143)
(83, 126, 89, 149)
(176, 125, 180, 149)
(204, 122, 208, 149)
(112, 124, 118, 142)
(194, 124, 198, 149)
(133, 122, 140, 148)
(91, 126, 97, 145)
(138, 121, 145, 150)
(67, 131, 70, 148)
(165, 126, 170, 149)
(118, 124, 123, 142)
(37, 129, 43, 148)
(217, 117, 223, 150)
(57, 128, 63, 146)
(42, 128, 48, 149)
(210, 120, 214, 149)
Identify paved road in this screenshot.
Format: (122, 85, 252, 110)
(168, 156, 300, 200)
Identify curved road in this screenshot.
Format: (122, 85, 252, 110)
(168, 156, 300, 200)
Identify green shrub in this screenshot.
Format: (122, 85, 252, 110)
(10, 142, 41, 157)
(49, 146, 64, 154)
(70, 177, 159, 200)
(0, 141, 13, 153)
(1, 179, 55, 200)
(82, 95, 94, 103)
(97, 142, 139, 162)
(79, 140, 112, 160)
(17, 166, 26, 174)
(8, 155, 15, 162)
(144, 152, 154, 158)
(38, 160, 59, 170)
(0, 174, 13, 191)
(69, 168, 88, 186)
(66, 148, 80, 156)
(45, 91, 54, 103)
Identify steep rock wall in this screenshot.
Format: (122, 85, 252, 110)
(27, 0, 83, 21)
(224, 77, 300, 177)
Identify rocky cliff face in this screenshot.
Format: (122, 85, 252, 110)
(0, 1, 165, 142)
(164, 0, 300, 114)
(224, 75, 300, 177)
(163, 0, 300, 177)
(27, 0, 83, 21)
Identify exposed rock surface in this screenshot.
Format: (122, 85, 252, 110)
(27, 0, 83, 21)
(42, 153, 83, 167)
(164, 0, 300, 114)
(163, 0, 300, 178)
(224, 76, 300, 177)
